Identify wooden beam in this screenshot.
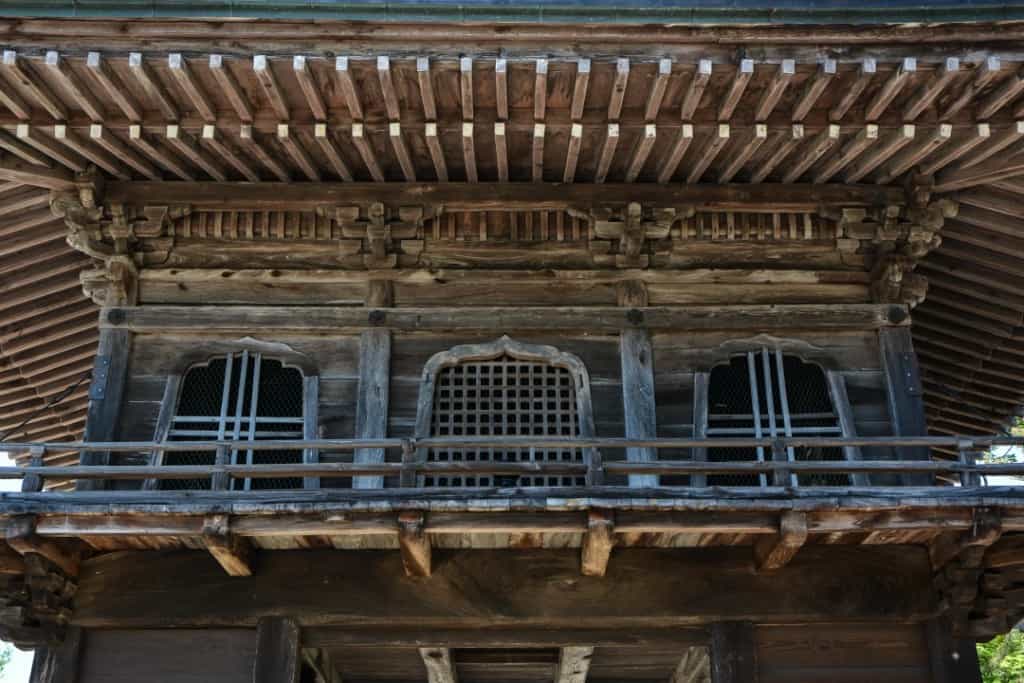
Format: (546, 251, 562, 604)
(493, 121, 507, 182)
(495, 58, 508, 121)
(941, 56, 1000, 120)
(844, 124, 915, 183)
(0, 129, 53, 167)
(644, 58, 672, 121)
(919, 123, 990, 176)
(879, 326, 930, 485)
(390, 122, 417, 182)
(680, 59, 712, 121)
(534, 57, 549, 122)
(87, 53, 142, 122)
(278, 123, 321, 181)
(718, 59, 754, 121)
(314, 123, 354, 182)
(209, 54, 253, 123)
(935, 146, 1024, 192)
(460, 57, 474, 120)
(128, 52, 178, 121)
(255, 617, 301, 683)
(977, 66, 1024, 120)
(15, 123, 87, 172)
(749, 124, 803, 183)
(956, 120, 1024, 170)
(710, 623, 757, 683)
(903, 57, 959, 121)
(425, 122, 448, 182)
(624, 123, 655, 182)
(0, 60, 31, 119)
(5, 516, 78, 577)
(671, 648, 710, 683)
(594, 123, 619, 184)
(54, 124, 130, 180)
(352, 122, 385, 182)
(421, 648, 458, 683)
(2, 50, 67, 121)
(571, 58, 591, 121)
(620, 281, 657, 487)
(876, 123, 952, 184)
(168, 53, 216, 122)
(581, 509, 614, 577)
(294, 55, 328, 121)
(781, 123, 839, 183)
(165, 124, 227, 181)
(865, 57, 916, 121)
(335, 56, 364, 121)
(791, 59, 835, 122)
(929, 511, 1001, 570)
(127, 124, 192, 180)
(753, 511, 808, 572)
(813, 124, 877, 183)
(29, 627, 81, 683)
(718, 123, 766, 183)
(398, 511, 431, 577)
(106, 180, 905, 211)
(89, 123, 161, 180)
(375, 55, 401, 121)
(201, 124, 259, 182)
(461, 122, 477, 182)
(556, 647, 594, 683)
(755, 59, 794, 122)
(532, 122, 546, 182)
(417, 57, 437, 121)
(44, 51, 103, 121)
(563, 122, 582, 182)
(202, 514, 252, 577)
(657, 123, 693, 184)
(687, 123, 730, 183)
(253, 55, 290, 121)
(830, 58, 876, 122)
(354, 290, 391, 489)
(240, 124, 290, 182)
(608, 58, 630, 121)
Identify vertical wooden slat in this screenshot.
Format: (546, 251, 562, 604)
(710, 622, 758, 683)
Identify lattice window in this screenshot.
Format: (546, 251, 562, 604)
(414, 337, 596, 488)
(160, 351, 305, 490)
(702, 349, 851, 487)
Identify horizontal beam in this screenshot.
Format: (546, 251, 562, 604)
(101, 303, 909, 333)
(71, 546, 935, 628)
(104, 181, 906, 212)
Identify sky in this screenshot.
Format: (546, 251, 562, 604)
(0, 453, 33, 682)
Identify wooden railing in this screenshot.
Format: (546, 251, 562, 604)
(0, 435, 1022, 492)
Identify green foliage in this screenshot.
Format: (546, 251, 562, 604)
(980, 630, 1024, 682)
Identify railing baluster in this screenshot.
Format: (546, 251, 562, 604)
(211, 444, 231, 491)
(21, 446, 45, 493)
(771, 439, 790, 487)
(958, 440, 980, 487)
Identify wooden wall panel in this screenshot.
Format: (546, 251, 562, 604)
(78, 629, 256, 683)
(756, 624, 930, 683)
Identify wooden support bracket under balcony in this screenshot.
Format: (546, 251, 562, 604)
(581, 509, 615, 577)
(202, 514, 253, 577)
(4, 515, 78, 577)
(753, 511, 808, 572)
(398, 511, 432, 577)
(929, 509, 1002, 571)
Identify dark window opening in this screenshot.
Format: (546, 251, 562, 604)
(707, 350, 849, 487)
(161, 351, 304, 490)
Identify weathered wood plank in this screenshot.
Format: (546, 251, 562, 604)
(580, 508, 614, 577)
(29, 626, 80, 683)
(753, 512, 808, 572)
(710, 622, 758, 683)
(255, 617, 300, 683)
(556, 646, 594, 683)
(420, 648, 457, 683)
(79, 328, 131, 492)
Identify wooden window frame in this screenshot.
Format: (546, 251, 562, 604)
(692, 347, 866, 488)
(406, 335, 599, 487)
(145, 350, 320, 491)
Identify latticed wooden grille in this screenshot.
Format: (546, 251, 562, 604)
(418, 338, 592, 488)
(705, 350, 849, 487)
(161, 351, 304, 491)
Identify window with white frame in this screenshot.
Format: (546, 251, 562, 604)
(699, 349, 854, 487)
(160, 351, 306, 490)
(414, 336, 596, 488)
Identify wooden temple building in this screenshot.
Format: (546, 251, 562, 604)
(5, 2, 1024, 680)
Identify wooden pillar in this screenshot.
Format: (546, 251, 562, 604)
(255, 617, 300, 683)
(927, 618, 982, 683)
(354, 281, 392, 489)
(618, 281, 658, 487)
(78, 325, 132, 491)
(29, 626, 81, 683)
(879, 326, 931, 485)
(710, 622, 758, 683)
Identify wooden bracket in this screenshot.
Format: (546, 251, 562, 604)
(398, 511, 432, 577)
(5, 516, 78, 578)
(753, 511, 808, 572)
(202, 514, 253, 577)
(930, 509, 1002, 571)
(591, 202, 685, 268)
(420, 647, 457, 683)
(319, 202, 432, 268)
(581, 509, 615, 577)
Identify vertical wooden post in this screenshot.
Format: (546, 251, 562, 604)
(302, 375, 321, 490)
(926, 618, 982, 683)
(29, 626, 81, 683)
(211, 444, 230, 491)
(355, 280, 392, 489)
(618, 281, 658, 487)
(879, 326, 931, 485)
(22, 446, 45, 493)
(710, 622, 758, 683)
(255, 617, 301, 683)
(78, 326, 132, 491)
(691, 372, 709, 488)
